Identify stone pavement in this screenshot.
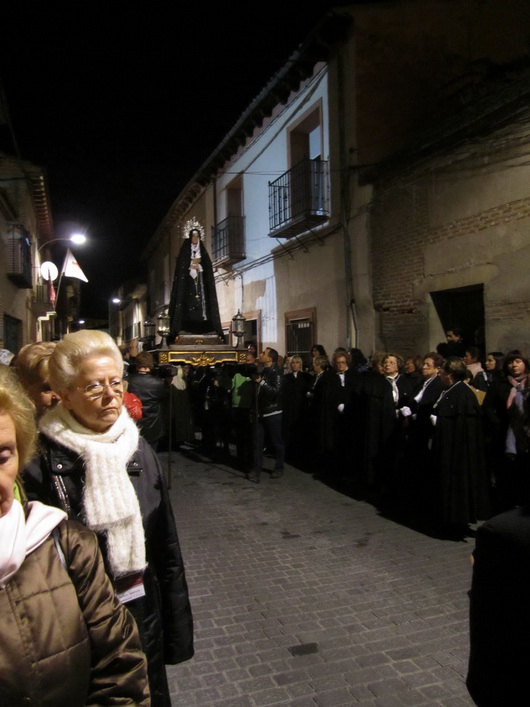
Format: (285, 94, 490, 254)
(162, 446, 477, 706)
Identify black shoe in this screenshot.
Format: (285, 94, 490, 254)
(270, 469, 283, 479)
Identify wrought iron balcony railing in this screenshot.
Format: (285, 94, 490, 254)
(35, 282, 53, 305)
(6, 227, 33, 288)
(212, 215, 245, 267)
(268, 158, 329, 238)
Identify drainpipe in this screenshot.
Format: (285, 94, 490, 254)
(336, 52, 356, 348)
(212, 176, 218, 239)
(238, 271, 245, 313)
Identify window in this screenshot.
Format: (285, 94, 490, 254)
(212, 176, 245, 266)
(3, 314, 21, 354)
(268, 104, 329, 238)
(6, 225, 32, 288)
(285, 308, 316, 370)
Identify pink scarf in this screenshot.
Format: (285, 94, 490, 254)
(507, 373, 528, 409)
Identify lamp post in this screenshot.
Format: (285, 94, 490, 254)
(36, 234, 88, 339)
(37, 233, 87, 255)
(44, 235, 87, 338)
(108, 297, 121, 341)
(232, 309, 246, 348)
(157, 307, 170, 343)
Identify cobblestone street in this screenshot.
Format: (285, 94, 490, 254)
(163, 447, 476, 706)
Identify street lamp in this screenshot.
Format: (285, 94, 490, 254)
(37, 233, 87, 254)
(157, 307, 170, 339)
(108, 296, 122, 341)
(232, 309, 246, 347)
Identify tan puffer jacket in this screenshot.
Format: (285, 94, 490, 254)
(0, 518, 150, 706)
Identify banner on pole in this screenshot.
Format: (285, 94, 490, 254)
(62, 248, 88, 282)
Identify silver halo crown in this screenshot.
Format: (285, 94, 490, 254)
(183, 217, 205, 240)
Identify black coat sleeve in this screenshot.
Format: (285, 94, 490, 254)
(136, 440, 194, 664)
(467, 508, 530, 705)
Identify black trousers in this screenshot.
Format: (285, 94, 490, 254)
(256, 412, 285, 472)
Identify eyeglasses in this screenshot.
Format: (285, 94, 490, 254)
(76, 379, 124, 399)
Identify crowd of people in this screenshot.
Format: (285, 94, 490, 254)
(3, 328, 530, 705)
(134, 334, 530, 543)
(13, 331, 524, 545)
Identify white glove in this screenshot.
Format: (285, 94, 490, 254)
(338, 403, 345, 413)
(399, 406, 412, 417)
(430, 414, 437, 426)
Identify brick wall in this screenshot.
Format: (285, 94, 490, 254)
(370, 175, 530, 356)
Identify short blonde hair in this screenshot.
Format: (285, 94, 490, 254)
(48, 330, 123, 391)
(313, 355, 330, 370)
(14, 341, 56, 389)
(0, 366, 37, 468)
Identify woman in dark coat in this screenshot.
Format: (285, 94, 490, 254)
(483, 350, 530, 512)
(409, 352, 445, 455)
(431, 357, 491, 537)
(403, 354, 425, 396)
(22, 330, 194, 707)
(168, 226, 223, 341)
(305, 354, 333, 475)
(472, 350, 504, 392)
(281, 355, 312, 469)
(360, 353, 415, 506)
(318, 349, 362, 483)
(405, 352, 445, 521)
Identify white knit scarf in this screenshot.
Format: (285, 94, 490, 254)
(39, 405, 146, 577)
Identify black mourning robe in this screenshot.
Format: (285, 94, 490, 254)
(360, 372, 415, 491)
(408, 374, 445, 458)
(467, 505, 530, 706)
(281, 370, 312, 466)
(168, 238, 223, 341)
(432, 381, 491, 527)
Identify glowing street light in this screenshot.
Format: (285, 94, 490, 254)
(37, 233, 87, 254)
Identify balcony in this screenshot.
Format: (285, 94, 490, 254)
(31, 279, 55, 317)
(212, 215, 245, 267)
(6, 228, 32, 288)
(268, 158, 329, 239)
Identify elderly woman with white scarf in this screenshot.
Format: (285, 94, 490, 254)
(0, 365, 150, 706)
(23, 330, 194, 707)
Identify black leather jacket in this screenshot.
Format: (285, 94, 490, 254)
(23, 435, 194, 706)
(127, 371, 169, 443)
(257, 364, 283, 416)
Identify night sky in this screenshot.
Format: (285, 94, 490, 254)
(1, 3, 344, 319)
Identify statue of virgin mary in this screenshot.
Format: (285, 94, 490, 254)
(167, 220, 223, 342)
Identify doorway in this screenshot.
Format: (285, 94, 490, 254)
(430, 284, 485, 352)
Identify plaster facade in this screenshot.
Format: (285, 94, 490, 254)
(140, 0, 530, 364)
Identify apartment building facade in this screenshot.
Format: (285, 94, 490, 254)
(135, 0, 530, 363)
(0, 152, 56, 351)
